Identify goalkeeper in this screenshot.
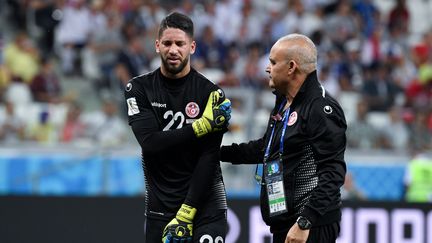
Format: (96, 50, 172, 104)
(124, 12, 231, 243)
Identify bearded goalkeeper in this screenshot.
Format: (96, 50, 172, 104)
(124, 12, 231, 243)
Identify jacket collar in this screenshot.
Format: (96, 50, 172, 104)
(272, 70, 320, 108)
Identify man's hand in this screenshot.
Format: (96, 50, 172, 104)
(285, 223, 309, 243)
(162, 204, 197, 243)
(192, 89, 231, 138)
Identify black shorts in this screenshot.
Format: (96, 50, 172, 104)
(272, 221, 340, 243)
(144, 209, 227, 243)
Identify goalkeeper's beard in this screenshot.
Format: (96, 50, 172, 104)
(161, 55, 189, 75)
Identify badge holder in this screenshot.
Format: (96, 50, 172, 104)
(255, 102, 290, 217)
(265, 160, 287, 216)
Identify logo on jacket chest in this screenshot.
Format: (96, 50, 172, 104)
(288, 111, 298, 126)
(185, 102, 200, 118)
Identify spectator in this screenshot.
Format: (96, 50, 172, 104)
(0, 32, 10, 99)
(234, 42, 267, 89)
(83, 99, 128, 147)
(237, 1, 266, 45)
(339, 38, 364, 90)
(341, 172, 367, 201)
(387, 0, 410, 36)
(121, 0, 146, 33)
(27, 109, 57, 144)
(353, 0, 380, 38)
(346, 100, 380, 149)
(0, 65, 9, 100)
(404, 153, 432, 202)
(390, 48, 417, 90)
(193, 25, 227, 70)
(4, 0, 27, 31)
(218, 67, 241, 87)
(60, 101, 86, 143)
(361, 62, 404, 112)
(29, 0, 60, 58)
(138, 0, 166, 32)
(282, 0, 322, 36)
(360, 25, 386, 67)
(85, 11, 123, 95)
(30, 57, 63, 103)
(0, 101, 25, 144)
(55, 0, 92, 75)
(114, 35, 149, 87)
(407, 108, 432, 154)
(380, 106, 410, 150)
(213, 0, 242, 45)
(318, 65, 340, 98)
(323, 0, 359, 49)
(266, 1, 288, 43)
(3, 32, 40, 83)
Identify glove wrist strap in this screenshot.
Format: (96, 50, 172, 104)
(177, 204, 197, 223)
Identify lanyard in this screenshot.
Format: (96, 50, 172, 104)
(255, 99, 291, 185)
(263, 102, 290, 162)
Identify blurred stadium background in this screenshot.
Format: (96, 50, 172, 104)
(0, 0, 432, 242)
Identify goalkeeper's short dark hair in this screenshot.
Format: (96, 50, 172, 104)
(158, 12, 194, 39)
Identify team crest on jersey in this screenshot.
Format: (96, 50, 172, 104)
(288, 111, 298, 126)
(185, 102, 200, 118)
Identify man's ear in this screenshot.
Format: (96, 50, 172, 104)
(288, 60, 296, 74)
(155, 40, 160, 53)
(190, 40, 196, 54)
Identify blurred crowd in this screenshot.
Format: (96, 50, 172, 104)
(0, 0, 431, 153)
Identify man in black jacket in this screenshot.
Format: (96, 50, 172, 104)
(220, 33, 347, 243)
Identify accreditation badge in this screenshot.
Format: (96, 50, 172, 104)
(264, 160, 287, 216)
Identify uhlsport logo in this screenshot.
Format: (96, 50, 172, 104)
(125, 83, 132, 92)
(185, 102, 199, 118)
(215, 115, 226, 126)
(324, 105, 333, 114)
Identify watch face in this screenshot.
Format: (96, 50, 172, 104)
(297, 217, 311, 229)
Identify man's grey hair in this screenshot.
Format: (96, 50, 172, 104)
(277, 33, 317, 73)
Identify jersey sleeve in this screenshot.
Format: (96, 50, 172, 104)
(124, 79, 152, 125)
(183, 83, 227, 208)
(184, 132, 224, 208)
(124, 79, 196, 154)
(302, 97, 347, 225)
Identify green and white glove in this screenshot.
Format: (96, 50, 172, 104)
(162, 204, 197, 243)
(192, 90, 232, 138)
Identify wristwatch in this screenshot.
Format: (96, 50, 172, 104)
(296, 216, 312, 230)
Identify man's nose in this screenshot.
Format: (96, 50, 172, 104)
(168, 45, 178, 54)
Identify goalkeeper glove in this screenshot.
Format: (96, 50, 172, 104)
(162, 204, 197, 243)
(192, 89, 232, 138)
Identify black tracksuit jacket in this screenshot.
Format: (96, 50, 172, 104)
(220, 71, 347, 233)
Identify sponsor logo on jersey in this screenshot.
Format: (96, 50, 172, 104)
(288, 111, 297, 126)
(185, 102, 200, 118)
(127, 97, 140, 115)
(125, 83, 132, 92)
(151, 102, 167, 108)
